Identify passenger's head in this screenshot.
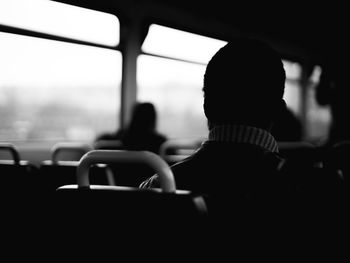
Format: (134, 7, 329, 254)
(129, 102, 157, 131)
(203, 37, 286, 130)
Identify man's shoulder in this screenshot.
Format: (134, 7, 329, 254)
(170, 142, 286, 169)
(261, 150, 286, 171)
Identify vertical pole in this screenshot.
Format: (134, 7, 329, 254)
(120, 16, 142, 128)
(299, 64, 314, 140)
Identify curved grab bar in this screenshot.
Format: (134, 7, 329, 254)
(51, 142, 92, 163)
(77, 150, 176, 193)
(0, 143, 21, 165)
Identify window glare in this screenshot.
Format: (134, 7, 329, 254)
(0, 32, 122, 142)
(310, 65, 322, 83)
(306, 84, 331, 142)
(142, 24, 227, 64)
(284, 80, 301, 115)
(282, 59, 302, 79)
(137, 54, 305, 139)
(0, 0, 119, 46)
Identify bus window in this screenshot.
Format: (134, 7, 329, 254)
(141, 24, 227, 64)
(139, 24, 227, 140)
(139, 24, 307, 140)
(282, 59, 302, 116)
(0, 0, 120, 47)
(305, 65, 331, 143)
(137, 54, 207, 139)
(0, 32, 122, 143)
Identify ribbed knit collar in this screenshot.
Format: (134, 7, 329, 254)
(208, 124, 279, 152)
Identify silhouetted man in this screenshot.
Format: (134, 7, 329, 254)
(139, 37, 347, 256)
(140, 37, 287, 199)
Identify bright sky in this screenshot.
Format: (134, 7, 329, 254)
(0, 0, 305, 98)
(0, 32, 122, 88)
(0, 0, 121, 88)
(137, 54, 206, 87)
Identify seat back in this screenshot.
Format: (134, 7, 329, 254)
(75, 149, 177, 190)
(93, 140, 155, 187)
(0, 143, 40, 194)
(51, 142, 92, 162)
(55, 150, 208, 237)
(159, 138, 203, 165)
(39, 143, 112, 193)
(39, 161, 112, 193)
(278, 141, 324, 168)
(322, 140, 350, 201)
(323, 140, 350, 177)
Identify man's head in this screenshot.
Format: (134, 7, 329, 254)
(203, 37, 286, 130)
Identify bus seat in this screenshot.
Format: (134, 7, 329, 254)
(0, 142, 40, 194)
(323, 140, 350, 188)
(92, 141, 151, 187)
(277, 141, 324, 168)
(94, 140, 164, 187)
(39, 143, 113, 193)
(93, 140, 152, 187)
(276, 141, 345, 202)
(50, 142, 92, 162)
(323, 140, 350, 172)
(39, 161, 112, 193)
(159, 138, 203, 165)
(55, 150, 208, 237)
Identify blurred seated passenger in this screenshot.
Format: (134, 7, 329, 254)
(140, 37, 289, 199)
(315, 62, 350, 147)
(95, 102, 167, 154)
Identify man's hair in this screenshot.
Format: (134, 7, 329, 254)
(203, 37, 286, 128)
